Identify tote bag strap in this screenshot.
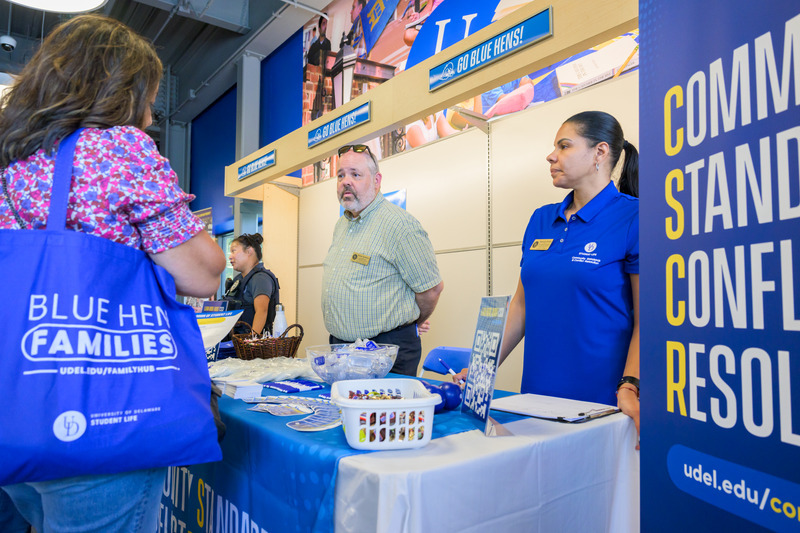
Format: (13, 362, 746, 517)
(47, 128, 84, 232)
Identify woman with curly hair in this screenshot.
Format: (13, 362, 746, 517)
(0, 14, 225, 532)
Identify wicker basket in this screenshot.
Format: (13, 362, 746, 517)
(231, 322, 304, 360)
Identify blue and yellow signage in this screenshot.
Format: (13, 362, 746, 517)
(307, 101, 371, 148)
(640, 2, 800, 531)
(237, 151, 275, 181)
(428, 7, 552, 91)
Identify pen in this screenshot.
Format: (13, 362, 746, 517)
(438, 358, 465, 385)
(581, 408, 620, 421)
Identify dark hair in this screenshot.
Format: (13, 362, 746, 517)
(617, 140, 638, 197)
(565, 111, 639, 198)
(318, 15, 327, 28)
(233, 233, 264, 261)
(0, 14, 162, 168)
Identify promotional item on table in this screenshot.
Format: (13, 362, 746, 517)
(250, 403, 315, 417)
(214, 379, 264, 399)
(196, 303, 241, 361)
(209, 355, 318, 382)
(246, 396, 342, 431)
(307, 340, 398, 384)
(439, 357, 466, 385)
(461, 295, 513, 435)
(331, 378, 441, 450)
(262, 379, 324, 393)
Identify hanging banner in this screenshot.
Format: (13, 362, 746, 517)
(238, 150, 275, 181)
(308, 102, 371, 148)
(428, 7, 552, 91)
(640, 2, 800, 532)
(360, 0, 402, 54)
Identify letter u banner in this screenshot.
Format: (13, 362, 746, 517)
(640, 2, 800, 531)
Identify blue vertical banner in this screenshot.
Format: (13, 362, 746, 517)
(359, 0, 401, 54)
(640, 2, 800, 532)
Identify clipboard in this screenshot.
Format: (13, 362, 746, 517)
(489, 393, 620, 423)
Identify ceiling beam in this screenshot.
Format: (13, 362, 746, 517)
(168, 0, 328, 123)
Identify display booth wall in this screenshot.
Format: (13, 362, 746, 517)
(297, 71, 639, 392)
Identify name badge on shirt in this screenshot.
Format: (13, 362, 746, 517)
(351, 253, 371, 266)
(225, 279, 240, 296)
(530, 239, 553, 251)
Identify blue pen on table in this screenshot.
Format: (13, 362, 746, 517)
(438, 358, 465, 385)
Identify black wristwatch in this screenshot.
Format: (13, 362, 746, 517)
(616, 376, 640, 391)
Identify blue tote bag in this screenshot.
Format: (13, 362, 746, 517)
(0, 129, 222, 485)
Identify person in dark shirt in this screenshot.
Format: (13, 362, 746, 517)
(223, 233, 280, 336)
(306, 14, 331, 67)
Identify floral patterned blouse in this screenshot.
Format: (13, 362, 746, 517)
(0, 126, 203, 253)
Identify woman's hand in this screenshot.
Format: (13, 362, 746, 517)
(617, 385, 640, 450)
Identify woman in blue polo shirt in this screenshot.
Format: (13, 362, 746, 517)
(462, 111, 640, 439)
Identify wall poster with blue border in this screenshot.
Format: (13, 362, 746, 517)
(640, 2, 800, 532)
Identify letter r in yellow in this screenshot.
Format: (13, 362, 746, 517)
(667, 341, 687, 416)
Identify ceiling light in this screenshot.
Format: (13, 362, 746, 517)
(7, 0, 108, 14)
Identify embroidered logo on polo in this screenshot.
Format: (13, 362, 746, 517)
(572, 242, 601, 264)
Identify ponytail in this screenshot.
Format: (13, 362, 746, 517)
(618, 140, 639, 198)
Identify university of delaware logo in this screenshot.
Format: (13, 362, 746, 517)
(53, 411, 86, 442)
(572, 242, 601, 265)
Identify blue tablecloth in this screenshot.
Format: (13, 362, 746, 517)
(158, 378, 523, 533)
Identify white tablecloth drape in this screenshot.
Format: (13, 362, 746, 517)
(335, 413, 639, 533)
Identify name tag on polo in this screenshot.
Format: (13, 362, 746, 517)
(351, 253, 371, 266)
(530, 239, 553, 250)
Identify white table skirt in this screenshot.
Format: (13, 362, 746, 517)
(334, 413, 639, 533)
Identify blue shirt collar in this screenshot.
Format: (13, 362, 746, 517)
(555, 181, 619, 223)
